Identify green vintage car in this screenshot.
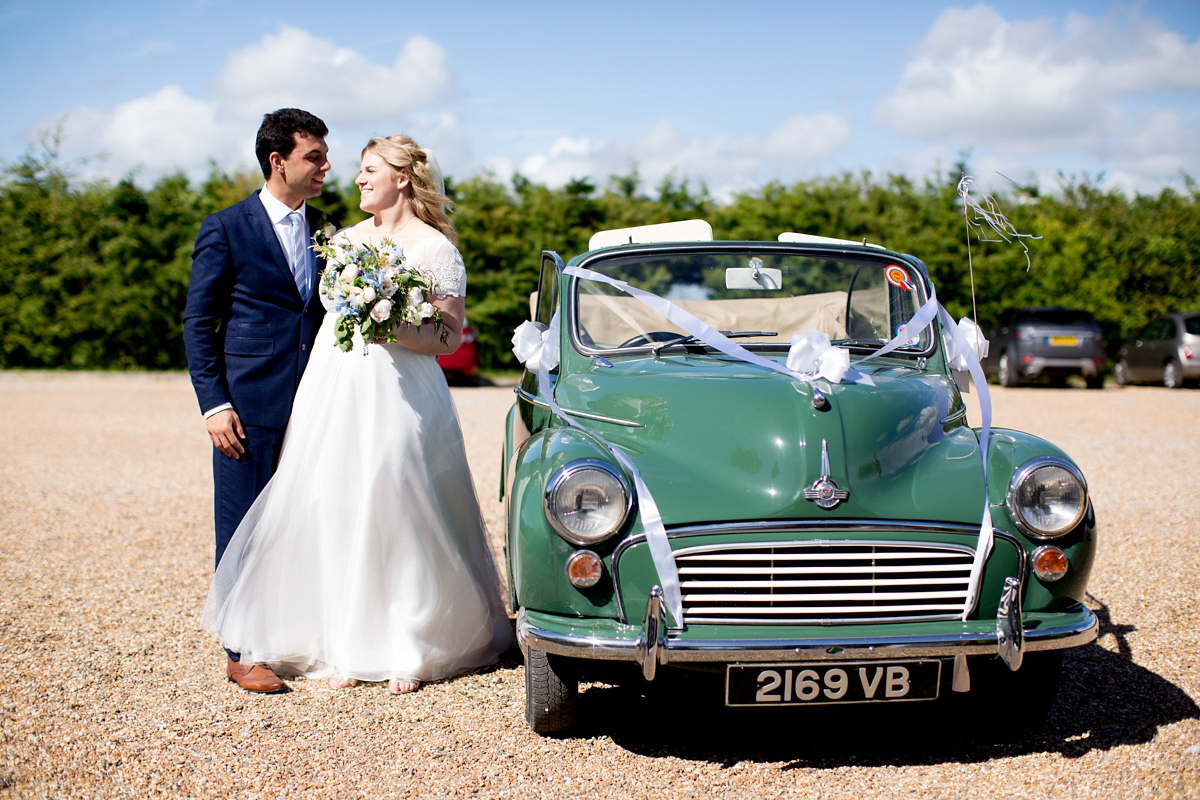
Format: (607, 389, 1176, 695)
(504, 220, 1097, 734)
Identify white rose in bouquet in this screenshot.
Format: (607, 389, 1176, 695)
(370, 298, 393, 323)
(380, 269, 399, 298)
(405, 301, 435, 326)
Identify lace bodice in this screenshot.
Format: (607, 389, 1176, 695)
(404, 234, 466, 299)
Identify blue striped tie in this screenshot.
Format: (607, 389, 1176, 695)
(287, 211, 310, 301)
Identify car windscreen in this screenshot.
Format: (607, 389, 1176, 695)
(571, 251, 931, 354)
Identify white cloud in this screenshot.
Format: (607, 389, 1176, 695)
(874, 3, 1200, 150)
(28, 26, 460, 184)
(512, 113, 852, 199)
(46, 86, 247, 180)
(871, 3, 1200, 194)
(212, 26, 455, 127)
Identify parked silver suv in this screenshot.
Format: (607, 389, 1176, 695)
(1114, 312, 1200, 388)
(983, 307, 1107, 389)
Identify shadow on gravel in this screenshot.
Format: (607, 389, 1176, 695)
(567, 596, 1198, 767)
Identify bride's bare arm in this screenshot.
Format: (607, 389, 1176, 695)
(387, 293, 464, 355)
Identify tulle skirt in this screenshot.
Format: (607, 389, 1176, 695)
(202, 319, 512, 682)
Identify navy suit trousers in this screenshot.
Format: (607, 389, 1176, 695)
(213, 424, 286, 568)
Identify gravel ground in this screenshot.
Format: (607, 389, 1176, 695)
(1, 372, 1197, 798)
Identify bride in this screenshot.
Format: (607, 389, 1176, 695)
(202, 135, 512, 694)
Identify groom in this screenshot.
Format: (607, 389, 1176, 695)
(184, 108, 330, 693)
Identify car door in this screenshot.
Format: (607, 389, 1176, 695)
(1128, 319, 1167, 380)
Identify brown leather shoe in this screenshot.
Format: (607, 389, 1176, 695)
(226, 657, 288, 693)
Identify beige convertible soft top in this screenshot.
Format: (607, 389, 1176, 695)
(577, 284, 890, 348)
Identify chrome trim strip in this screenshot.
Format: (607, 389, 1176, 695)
(516, 605, 1097, 664)
(940, 407, 967, 426)
(673, 538, 977, 559)
(513, 386, 644, 428)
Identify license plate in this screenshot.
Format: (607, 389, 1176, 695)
(1049, 336, 1080, 347)
(725, 660, 941, 707)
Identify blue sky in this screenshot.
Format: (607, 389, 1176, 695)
(2, 0, 1198, 198)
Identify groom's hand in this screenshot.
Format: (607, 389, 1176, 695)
(207, 410, 246, 459)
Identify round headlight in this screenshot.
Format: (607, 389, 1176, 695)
(1006, 457, 1088, 538)
(544, 460, 630, 545)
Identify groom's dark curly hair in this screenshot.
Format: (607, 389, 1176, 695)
(255, 108, 329, 178)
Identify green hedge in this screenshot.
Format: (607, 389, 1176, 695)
(2, 150, 1197, 370)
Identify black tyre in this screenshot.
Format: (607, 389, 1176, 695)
(525, 647, 578, 734)
(999, 351, 1020, 387)
(1113, 359, 1130, 386)
(1086, 372, 1105, 389)
(1164, 360, 1183, 389)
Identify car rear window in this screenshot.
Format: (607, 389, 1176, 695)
(1019, 309, 1095, 325)
(1185, 316, 1200, 336)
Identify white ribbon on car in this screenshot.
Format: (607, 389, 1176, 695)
(512, 312, 684, 625)
(514, 264, 996, 625)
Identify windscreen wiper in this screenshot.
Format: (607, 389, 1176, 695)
(652, 330, 777, 354)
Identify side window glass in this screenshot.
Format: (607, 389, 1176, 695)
(535, 254, 560, 325)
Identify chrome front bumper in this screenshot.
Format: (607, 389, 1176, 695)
(517, 583, 1098, 682)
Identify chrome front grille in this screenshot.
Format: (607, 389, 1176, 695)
(675, 540, 975, 624)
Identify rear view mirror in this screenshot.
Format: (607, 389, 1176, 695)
(726, 265, 782, 290)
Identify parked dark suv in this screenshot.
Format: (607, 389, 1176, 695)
(1114, 312, 1200, 388)
(983, 307, 1106, 389)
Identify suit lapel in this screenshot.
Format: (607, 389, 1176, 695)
(304, 206, 327, 309)
(246, 191, 305, 303)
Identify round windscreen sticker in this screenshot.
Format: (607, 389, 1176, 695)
(885, 265, 915, 291)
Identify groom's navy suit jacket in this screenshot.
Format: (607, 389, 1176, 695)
(184, 191, 325, 430)
(184, 191, 326, 566)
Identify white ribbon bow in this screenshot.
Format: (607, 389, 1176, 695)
(511, 317, 560, 374)
(786, 330, 851, 383)
(945, 317, 989, 373)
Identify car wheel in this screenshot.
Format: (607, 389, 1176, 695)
(1113, 359, 1130, 386)
(1164, 360, 1183, 389)
(525, 647, 578, 734)
(999, 351, 1020, 387)
(1085, 372, 1105, 390)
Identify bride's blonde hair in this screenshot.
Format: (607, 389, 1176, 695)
(363, 135, 457, 244)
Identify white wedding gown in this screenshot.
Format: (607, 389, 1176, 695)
(202, 234, 512, 683)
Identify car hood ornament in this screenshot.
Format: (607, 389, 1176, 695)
(803, 439, 849, 510)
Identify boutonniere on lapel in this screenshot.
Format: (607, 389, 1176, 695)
(312, 221, 337, 251)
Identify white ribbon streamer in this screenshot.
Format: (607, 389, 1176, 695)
(958, 174, 1041, 272)
(566, 266, 876, 387)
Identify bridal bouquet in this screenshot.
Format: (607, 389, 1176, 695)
(313, 234, 445, 352)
